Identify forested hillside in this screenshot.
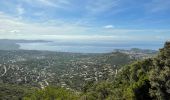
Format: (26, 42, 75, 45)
(1, 43, 168, 100)
(22, 42, 170, 100)
(80, 42, 170, 100)
(0, 0, 169, 99)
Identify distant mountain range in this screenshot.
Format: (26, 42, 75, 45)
(0, 39, 50, 50)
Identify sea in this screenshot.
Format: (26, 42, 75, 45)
(18, 40, 164, 53)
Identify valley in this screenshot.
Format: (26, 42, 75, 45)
(0, 49, 155, 91)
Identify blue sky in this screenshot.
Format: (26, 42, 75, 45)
(0, 0, 170, 46)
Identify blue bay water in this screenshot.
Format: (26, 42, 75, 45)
(18, 41, 164, 53)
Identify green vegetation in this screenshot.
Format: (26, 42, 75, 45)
(105, 52, 133, 66)
(0, 50, 135, 90)
(0, 83, 36, 100)
(0, 42, 169, 100)
(80, 42, 170, 100)
(24, 86, 79, 100)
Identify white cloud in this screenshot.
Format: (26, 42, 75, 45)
(24, 0, 71, 9)
(10, 30, 21, 33)
(0, 12, 169, 42)
(40, 35, 120, 41)
(33, 11, 45, 16)
(37, 0, 58, 7)
(16, 5, 25, 19)
(146, 0, 170, 13)
(104, 25, 115, 29)
(17, 5, 25, 15)
(86, 0, 122, 14)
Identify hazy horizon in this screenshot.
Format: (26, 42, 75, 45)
(0, 0, 170, 52)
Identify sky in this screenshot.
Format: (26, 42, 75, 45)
(0, 0, 170, 48)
